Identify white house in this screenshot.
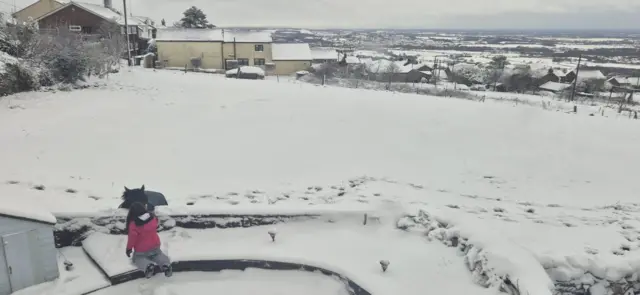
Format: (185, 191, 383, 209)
(0, 204, 59, 295)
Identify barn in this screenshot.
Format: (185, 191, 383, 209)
(0, 204, 59, 295)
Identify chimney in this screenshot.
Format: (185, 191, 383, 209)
(103, 0, 112, 8)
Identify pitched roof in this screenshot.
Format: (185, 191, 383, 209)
(156, 28, 223, 42)
(565, 69, 606, 80)
(223, 31, 272, 43)
(35, 1, 140, 25)
(272, 43, 312, 61)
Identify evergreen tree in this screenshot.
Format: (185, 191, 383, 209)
(161, 18, 166, 26)
(179, 6, 215, 29)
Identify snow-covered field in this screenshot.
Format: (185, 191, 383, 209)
(1, 68, 640, 295)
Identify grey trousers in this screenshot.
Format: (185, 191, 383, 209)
(132, 247, 171, 271)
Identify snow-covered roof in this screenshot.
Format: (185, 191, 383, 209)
(76, 2, 137, 25)
(365, 59, 431, 74)
(311, 49, 339, 61)
(156, 29, 223, 42)
(226, 66, 265, 76)
(539, 81, 571, 92)
(272, 43, 312, 61)
(223, 31, 272, 43)
(565, 69, 605, 80)
(610, 76, 640, 86)
(130, 15, 155, 27)
(345, 56, 362, 64)
(36, 1, 141, 26)
(0, 201, 57, 224)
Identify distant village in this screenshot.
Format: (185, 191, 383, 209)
(3, 0, 639, 101)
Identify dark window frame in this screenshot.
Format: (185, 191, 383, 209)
(254, 58, 266, 66)
(237, 58, 250, 66)
(254, 44, 264, 52)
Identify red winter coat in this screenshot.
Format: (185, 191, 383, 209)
(126, 215, 161, 253)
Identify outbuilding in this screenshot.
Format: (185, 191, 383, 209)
(0, 203, 59, 295)
(272, 43, 312, 75)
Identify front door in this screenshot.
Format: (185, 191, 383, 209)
(2, 231, 35, 292)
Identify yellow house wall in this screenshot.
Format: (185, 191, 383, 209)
(273, 60, 311, 75)
(222, 43, 272, 66)
(13, 0, 62, 24)
(157, 41, 223, 69)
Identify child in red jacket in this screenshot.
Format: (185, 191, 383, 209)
(125, 202, 172, 278)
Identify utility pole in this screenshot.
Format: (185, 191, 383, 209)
(123, 0, 132, 66)
(450, 61, 457, 90)
(493, 60, 505, 92)
(569, 53, 582, 102)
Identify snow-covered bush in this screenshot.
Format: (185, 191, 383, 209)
(44, 47, 90, 84)
(0, 61, 40, 96)
(1, 21, 124, 93)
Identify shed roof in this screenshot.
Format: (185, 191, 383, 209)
(539, 81, 571, 92)
(156, 28, 223, 42)
(0, 201, 57, 225)
(272, 43, 312, 61)
(311, 49, 339, 61)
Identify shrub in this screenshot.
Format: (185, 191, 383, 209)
(45, 47, 90, 84)
(0, 62, 39, 96)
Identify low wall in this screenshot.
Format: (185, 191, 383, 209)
(86, 258, 371, 295)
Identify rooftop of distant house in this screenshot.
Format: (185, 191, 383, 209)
(272, 43, 312, 61)
(34, 0, 145, 26)
(155, 28, 273, 43)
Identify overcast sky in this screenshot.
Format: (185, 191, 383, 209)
(2, 0, 640, 30)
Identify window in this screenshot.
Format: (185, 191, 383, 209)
(69, 25, 81, 32)
(121, 26, 137, 35)
(254, 58, 266, 66)
(237, 58, 249, 66)
(254, 44, 264, 52)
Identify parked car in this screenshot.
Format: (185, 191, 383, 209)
(225, 66, 265, 80)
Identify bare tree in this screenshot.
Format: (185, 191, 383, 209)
(385, 62, 401, 88)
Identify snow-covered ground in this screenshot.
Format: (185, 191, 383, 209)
(81, 220, 496, 295)
(1, 68, 640, 295)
